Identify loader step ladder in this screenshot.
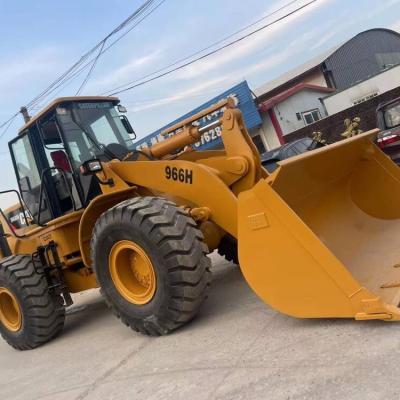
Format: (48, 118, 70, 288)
(32, 241, 73, 307)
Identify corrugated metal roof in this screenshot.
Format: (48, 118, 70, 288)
(324, 29, 400, 90)
(254, 28, 400, 98)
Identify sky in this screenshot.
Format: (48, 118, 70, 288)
(0, 0, 400, 208)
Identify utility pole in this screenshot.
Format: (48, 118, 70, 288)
(20, 106, 31, 123)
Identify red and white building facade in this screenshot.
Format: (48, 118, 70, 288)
(254, 28, 400, 150)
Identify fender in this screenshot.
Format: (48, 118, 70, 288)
(79, 187, 137, 267)
(109, 160, 239, 238)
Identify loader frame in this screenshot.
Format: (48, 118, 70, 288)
(1, 96, 262, 295)
(2, 94, 400, 341)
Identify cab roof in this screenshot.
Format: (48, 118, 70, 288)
(18, 96, 119, 134)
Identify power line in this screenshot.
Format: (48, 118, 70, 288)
(108, 0, 317, 96)
(30, 0, 166, 109)
(0, 0, 165, 139)
(123, 84, 233, 110)
(75, 40, 106, 95)
(26, 0, 154, 108)
(0, 114, 18, 141)
(0, 112, 19, 131)
(0, 0, 314, 138)
(27, 0, 160, 109)
(103, 0, 301, 96)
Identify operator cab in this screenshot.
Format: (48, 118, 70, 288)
(8, 97, 136, 226)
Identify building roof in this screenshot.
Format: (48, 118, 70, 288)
(254, 45, 341, 98)
(254, 28, 400, 99)
(18, 96, 119, 133)
(258, 83, 335, 112)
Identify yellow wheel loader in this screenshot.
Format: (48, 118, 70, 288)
(1, 96, 400, 350)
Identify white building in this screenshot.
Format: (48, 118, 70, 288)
(323, 63, 400, 115)
(258, 83, 334, 149)
(255, 28, 400, 149)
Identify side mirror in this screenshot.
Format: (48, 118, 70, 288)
(117, 105, 127, 113)
(80, 159, 103, 176)
(120, 115, 136, 138)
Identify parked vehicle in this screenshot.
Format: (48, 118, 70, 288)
(376, 97, 400, 163)
(260, 136, 326, 172)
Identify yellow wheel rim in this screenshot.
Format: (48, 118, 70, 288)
(0, 287, 22, 332)
(109, 240, 156, 305)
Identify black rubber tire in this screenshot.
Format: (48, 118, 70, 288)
(91, 196, 211, 336)
(217, 235, 239, 265)
(0, 255, 65, 350)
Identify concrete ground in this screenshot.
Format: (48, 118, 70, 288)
(1, 253, 400, 400)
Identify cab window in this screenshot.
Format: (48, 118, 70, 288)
(11, 133, 52, 224)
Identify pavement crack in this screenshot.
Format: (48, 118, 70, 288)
(74, 338, 152, 400)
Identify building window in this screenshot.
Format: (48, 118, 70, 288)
(296, 112, 302, 121)
(252, 134, 266, 154)
(352, 92, 379, 105)
(302, 109, 321, 125)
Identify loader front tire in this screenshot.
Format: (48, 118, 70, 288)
(91, 197, 211, 336)
(0, 255, 65, 350)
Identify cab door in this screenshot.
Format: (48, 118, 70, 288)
(37, 115, 82, 215)
(9, 132, 53, 224)
(9, 119, 81, 225)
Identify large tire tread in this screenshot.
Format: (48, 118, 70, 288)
(92, 197, 211, 336)
(0, 255, 65, 350)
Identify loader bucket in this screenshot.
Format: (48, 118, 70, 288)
(238, 129, 400, 321)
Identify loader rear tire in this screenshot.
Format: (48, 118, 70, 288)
(91, 197, 211, 336)
(0, 255, 65, 350)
